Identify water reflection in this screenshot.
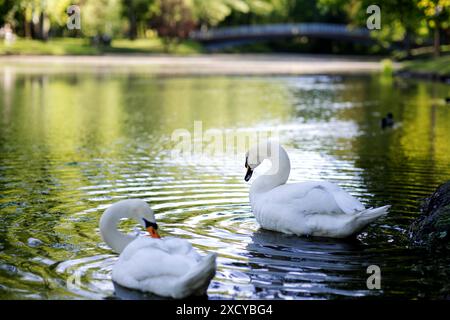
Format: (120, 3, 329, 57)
(1, 69, 450, 299)
(246, 230, 374, 299)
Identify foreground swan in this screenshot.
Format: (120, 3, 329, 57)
(244, 141, 390, 238)
(100, 199, 217, 299)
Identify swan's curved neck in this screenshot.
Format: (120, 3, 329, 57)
(251, 144, 291, 195)
(100, 207, 136, 254)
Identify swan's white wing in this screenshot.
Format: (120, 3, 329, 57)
(112, 237, 201, 291)
(261, 181, 365, 215)
(251, 178, 386, 238)
(329, 184, 366, 214)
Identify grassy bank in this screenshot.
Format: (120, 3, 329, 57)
(0, 38, 202, 55)
(402, 55, 450, 77)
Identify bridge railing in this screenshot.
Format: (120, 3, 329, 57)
(190, 23, 370, 42)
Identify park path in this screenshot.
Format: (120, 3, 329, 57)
(0, 54, 396, 75)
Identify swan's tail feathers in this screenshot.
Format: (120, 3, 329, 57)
(173, 253, 217, 299)
(356, 205, 391, 226)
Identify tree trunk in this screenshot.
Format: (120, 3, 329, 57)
(24, 16, 31, 38)
(39, 11, 47, 41)
(434, 23, 440, 57)
(404, 30, 412, 59)
(31, 10, 41, 40)
(128, 10, 137, 40)
(124, 0, 137, 40)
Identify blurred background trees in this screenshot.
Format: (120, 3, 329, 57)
(318, 0, 449, 56)
(0, 0, 448, 55)
(149, 0, 195, 51)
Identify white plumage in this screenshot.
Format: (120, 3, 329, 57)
(99, 199, 216, 299)
(245, 141, 390, 238)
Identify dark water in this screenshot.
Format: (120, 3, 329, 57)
(1, 67, 450, 299)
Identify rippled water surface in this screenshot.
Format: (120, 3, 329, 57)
(1, 68, 450, 299)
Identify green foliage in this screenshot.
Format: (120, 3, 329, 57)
(418, 0, 450, 23)
(0, 0, 15, 25)
(191, 0, 275, 27)
(381, 58, 393, 76)
(0, 0, 448, 54)
(46, 0, 74, 28)
(318, 0, 449, 54)
(81, 0, 124, 37)
(121, 0, 155, 39)
(192, 0, 236, 26)
(149, 0, 196, 51)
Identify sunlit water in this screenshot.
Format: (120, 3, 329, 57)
(1, 68, 450, 299)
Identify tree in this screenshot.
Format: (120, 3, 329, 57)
(122, 0, 153, 40)
(14, 0, 49, 39)
(191, 0, 276, 28)
(3, 0, 80, 39)
(354, 0, 423, 57)
(149, 0, 196, 51)
(82, 0, 123, 38)
(0, 0, 15, 26)
(418, 0, 450, 57)
(383, 0, 423, 57)
(192, 0, 237, 27)
(318, 0, 448, 56)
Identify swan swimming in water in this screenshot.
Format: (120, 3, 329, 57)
(99, 199, 217, 299)
(244, 141, 390, 238)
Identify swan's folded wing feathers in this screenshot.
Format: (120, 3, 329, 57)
(264, 181, 365, 215)
(162, 237, 202, 260)
(328, 186, 365, 214)
(299, 181, 364, 212)
(119, 237, 169, 260)
(307, 182, 365, 214)
(121, 248, 194, 280)
(112, 238, 200, 289)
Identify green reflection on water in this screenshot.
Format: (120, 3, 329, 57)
(1, 69, 450, 299)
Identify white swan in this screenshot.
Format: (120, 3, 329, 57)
(244, 141, 390, 238)
(99, 199, 217, 299)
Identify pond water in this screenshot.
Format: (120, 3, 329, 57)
(1, 68, 450, 299)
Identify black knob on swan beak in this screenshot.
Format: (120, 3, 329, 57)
(244, 157, 253, 182)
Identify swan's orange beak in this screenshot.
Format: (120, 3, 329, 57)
(147, 226, 160, 239)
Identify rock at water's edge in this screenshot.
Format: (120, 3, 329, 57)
(409, 181, 450, 249)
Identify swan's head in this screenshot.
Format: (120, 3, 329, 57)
(244, 150, 258, 182)
(126, 199, 160, 238)
(244, 141, 280, 182)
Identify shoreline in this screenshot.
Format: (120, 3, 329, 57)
(0, 54, 392, 76)
(395, 70, 450, 84)
(396, 55, 450, 84)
